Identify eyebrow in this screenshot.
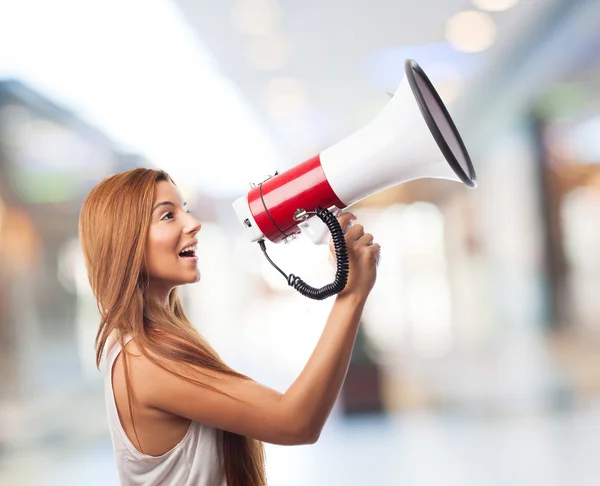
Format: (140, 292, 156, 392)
(152, 201, 187, 213)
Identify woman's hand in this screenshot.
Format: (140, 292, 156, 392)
(329, 211, 380, 301)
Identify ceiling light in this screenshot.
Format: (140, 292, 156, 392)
(472, 0, 520, 12)
(445, 11, 497, 53)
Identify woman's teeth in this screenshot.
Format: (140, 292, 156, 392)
(179, 243, 197, 257)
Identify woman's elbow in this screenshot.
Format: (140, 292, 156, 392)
(273, 402, 322, 445)
(269, 420, 320, 446)
(288, 422, 320, 445)
(303, 428, 320, 445)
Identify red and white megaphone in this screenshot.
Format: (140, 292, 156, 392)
(233, 59, 477, 300)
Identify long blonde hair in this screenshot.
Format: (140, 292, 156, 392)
(78, 168, 266, 486)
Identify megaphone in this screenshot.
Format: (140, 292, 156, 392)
(233, 59, 477, 300)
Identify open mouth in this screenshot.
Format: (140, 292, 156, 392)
(179, 243, 197, 259)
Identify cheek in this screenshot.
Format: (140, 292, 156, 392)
(146, 229, 178, 268)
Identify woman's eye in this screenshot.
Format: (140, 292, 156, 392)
(161, 211, 175, 221)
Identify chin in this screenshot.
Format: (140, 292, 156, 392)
(184, 271, 201, 284)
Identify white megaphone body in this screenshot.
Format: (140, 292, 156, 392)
(233, 59, 477, 248)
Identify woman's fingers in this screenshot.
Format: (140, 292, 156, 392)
(336, 211, 356, 234)
(357, 232, 374, 246)
(345, 223, 365, 241)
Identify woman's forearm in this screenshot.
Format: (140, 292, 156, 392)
(281, 292, 367, 440)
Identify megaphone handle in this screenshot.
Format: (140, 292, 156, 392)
(258, 207, 349, 300)
(298, 207, 342, 245)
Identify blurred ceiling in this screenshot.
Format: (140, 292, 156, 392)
(173, 0, 558, 168)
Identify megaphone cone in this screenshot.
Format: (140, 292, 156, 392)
(234, 59, 477, 245)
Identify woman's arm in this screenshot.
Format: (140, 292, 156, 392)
(133, 212, 380, 446)
(279, 292, 367, 442)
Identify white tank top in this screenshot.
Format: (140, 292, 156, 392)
(102, 332, 226, 486)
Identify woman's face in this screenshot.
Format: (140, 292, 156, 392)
(145, 180, 202, 299)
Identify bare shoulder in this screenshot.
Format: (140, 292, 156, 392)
(120, 337, 176, 400)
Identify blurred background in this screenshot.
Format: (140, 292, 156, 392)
(1, 0, 600, 484)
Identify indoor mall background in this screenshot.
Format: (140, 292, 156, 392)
(1, 0, 600, 484)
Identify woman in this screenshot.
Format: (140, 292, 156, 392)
(78, 168, 380, 486)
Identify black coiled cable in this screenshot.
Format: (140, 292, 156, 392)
(258, 207, 349, 300)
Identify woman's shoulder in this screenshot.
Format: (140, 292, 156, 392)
(119, 335, 168, 379)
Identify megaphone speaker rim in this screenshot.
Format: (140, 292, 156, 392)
(404, 59, 477, 188)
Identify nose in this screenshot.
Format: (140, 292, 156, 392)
(185, 213, 201, 236)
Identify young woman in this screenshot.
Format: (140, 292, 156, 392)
(78, 168, 381, 486)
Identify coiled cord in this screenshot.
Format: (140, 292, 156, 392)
(258, 207, 349, 300)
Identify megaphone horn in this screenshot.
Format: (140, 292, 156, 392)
(233, 59, 477, 300)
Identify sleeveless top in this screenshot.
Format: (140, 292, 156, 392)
(102, 332, 226, 486)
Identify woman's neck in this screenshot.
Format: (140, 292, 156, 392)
(146, 286, 173, 308)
